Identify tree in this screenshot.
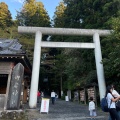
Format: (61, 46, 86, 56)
(63, 0, 120, 29)
(15, 0, 52, 64)
(16, 0, 51, 27)
(102, 11, 120, 81)
(50, 0, 120, 90)
(16, 0, 51, 42)
(0, 2, 13, 29)
(52, 2, 66, 27)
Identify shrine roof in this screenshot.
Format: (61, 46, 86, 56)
(0, 39, 25, 54)
(0, 39, 32, 74)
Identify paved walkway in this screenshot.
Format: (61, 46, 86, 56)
(25, 98, 109, 120)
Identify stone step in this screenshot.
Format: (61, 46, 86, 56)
(37, 116, 105, 120)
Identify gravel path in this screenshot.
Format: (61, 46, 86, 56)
(25, 98, 109, 120)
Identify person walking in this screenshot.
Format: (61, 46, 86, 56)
(51, 90, 55, 105)
(89, 96, 97, 119)
(106, 86, 120, 120)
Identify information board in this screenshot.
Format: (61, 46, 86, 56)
(80, 90, 85, 101)
(40, 98, 50, 114)
(87, 86, 97, 106)
(87, 87, 95, 101)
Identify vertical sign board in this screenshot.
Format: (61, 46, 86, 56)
(7, 63, 24, 110)
(87, 87, 97, 106)
(80, 90, 85, 101)
(87, 87, 95, 100)
(88, 86, 97, 106)
(80, 89, 86, 104)
(74, 91, 79, 101)
(40, 98, 50, 114)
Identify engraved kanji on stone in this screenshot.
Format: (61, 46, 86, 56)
(11, 99, 16, 105)
(14, 82, 19, 89)
(15, 76, 20, 81)
(14, 90, 18, 96)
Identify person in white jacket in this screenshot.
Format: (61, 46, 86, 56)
(51, 90, 55, 105)
(89, 97, 97, 119)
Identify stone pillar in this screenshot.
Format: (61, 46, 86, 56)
(60, 76, 63, 96)
(67, 90, 71, 100)
(93, 33, 106, 99)
(29, 31, 42, 108)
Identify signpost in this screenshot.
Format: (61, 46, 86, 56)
(40, 98, 50, 114)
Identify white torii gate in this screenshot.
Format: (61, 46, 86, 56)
(18, 26, 111, 108)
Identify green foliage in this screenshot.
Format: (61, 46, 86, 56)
(63, 0, 119, 29)
(0, 2, 13, 29)
(52, 2, 66, 27)
(51, 0, 120, 91)
(16, 0, 51, 27)
(102, 12, 120, 79)
(16, 0, 51, 41)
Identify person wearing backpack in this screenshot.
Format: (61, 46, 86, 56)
(106, 86, 120, 120)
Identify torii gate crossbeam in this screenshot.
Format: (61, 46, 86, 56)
(41, 41, 95, 48)
(18, 26, 111, 109)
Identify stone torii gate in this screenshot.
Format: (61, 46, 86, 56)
(18, 26, 111, 108)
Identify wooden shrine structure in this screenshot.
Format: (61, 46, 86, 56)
(0, 39, 32, 110)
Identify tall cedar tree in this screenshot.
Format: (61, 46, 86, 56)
(16, 0, 50, 27)
(0, 2, 13, 29)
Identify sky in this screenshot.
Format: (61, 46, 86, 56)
(1, 0, 61, 20)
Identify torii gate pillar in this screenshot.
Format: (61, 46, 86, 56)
(93, 33, 106, 99)
(29, 31, 42, 108)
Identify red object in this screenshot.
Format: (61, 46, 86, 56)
(37, 91, 40, 97)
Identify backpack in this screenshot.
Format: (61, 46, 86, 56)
(100, 97, 110, 112)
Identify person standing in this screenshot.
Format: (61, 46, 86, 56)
(37, 90, 41, 103)
(106, 86, 120, 120)
(108, 84, 120, 120)
(89, 96, 97, 119)
(111, 84, 119, 97)
(51, 90, 55, 105)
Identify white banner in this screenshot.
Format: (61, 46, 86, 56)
(40, 98, 50, 114)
